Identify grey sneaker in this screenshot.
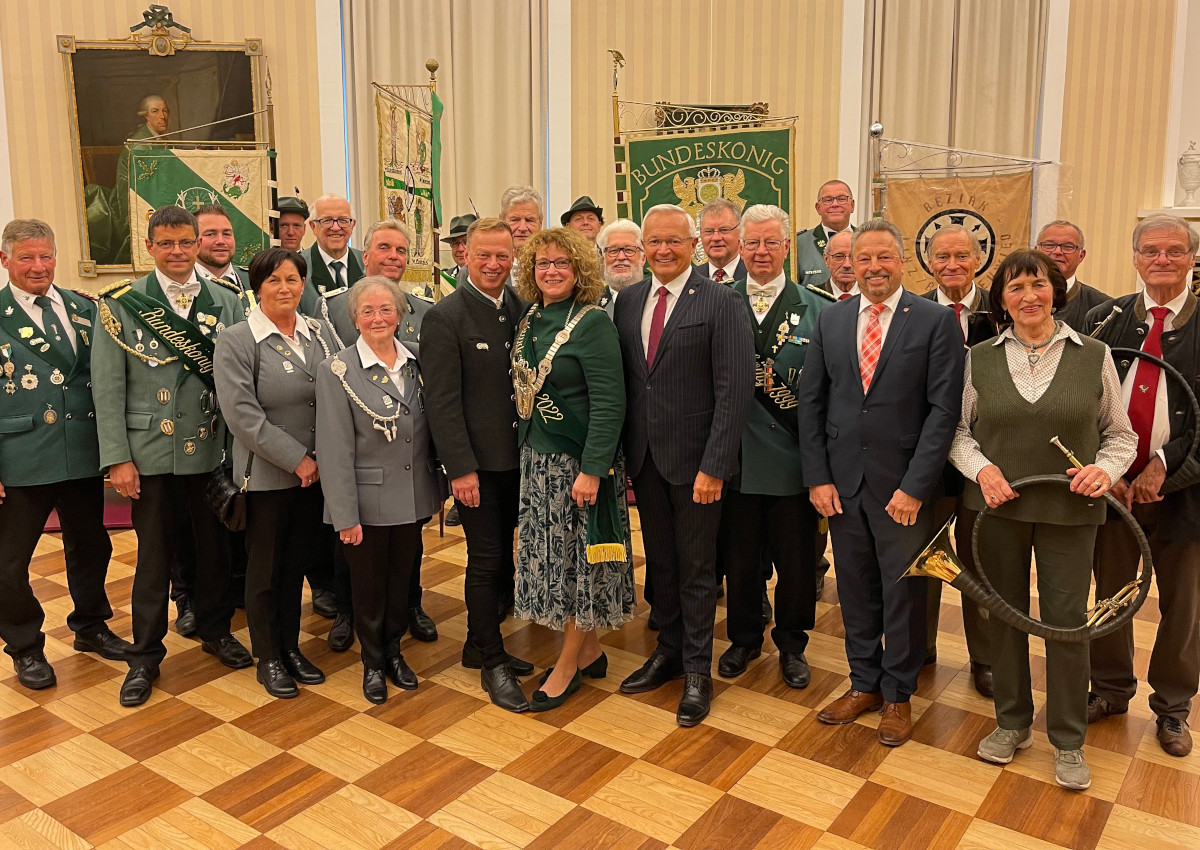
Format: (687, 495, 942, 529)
(1053, 748, 1092, 790)
(977, 727, 1033, 764)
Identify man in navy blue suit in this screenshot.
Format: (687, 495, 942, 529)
(797, 218, 963, 747)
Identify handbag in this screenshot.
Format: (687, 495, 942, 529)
(206, 338, 260, 530)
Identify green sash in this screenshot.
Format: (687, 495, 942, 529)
(104, 286, 217, 390)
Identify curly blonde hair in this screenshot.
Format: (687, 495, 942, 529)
(515, 227, 605, 305)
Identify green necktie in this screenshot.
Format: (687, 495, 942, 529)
(34, 295, 74, 360)
(330, 260, 346, 290)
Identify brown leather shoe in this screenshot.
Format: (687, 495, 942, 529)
(1157, 716, 1193, 757)
(817, 688, 884, 724)
(878, 701, 913, 746)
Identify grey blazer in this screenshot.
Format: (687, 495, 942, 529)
(213, 315, 337, 492)
(315, 342, 447, 531)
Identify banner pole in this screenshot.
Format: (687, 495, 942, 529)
(427, 58, 442, 301)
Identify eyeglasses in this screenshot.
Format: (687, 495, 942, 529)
(314, 217, 355, 229)
(1136, 247, 1194, 260)
(357, 306, 397, 319)
(644, 238, 689, 249)
(152, 239, 197, 250)
(825, 252, 851, 264)
(534, 259, 573, 271)
(602, 245, 641, 258)
(700, 226, 738, 238)
(1037, 241, 1081, 255)
(742, 239, 784, 251)
(818, 195, 852, 205)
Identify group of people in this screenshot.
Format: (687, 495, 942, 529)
(1, 178, 1197, 793)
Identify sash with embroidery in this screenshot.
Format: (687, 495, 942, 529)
(103, 286, 217, 390)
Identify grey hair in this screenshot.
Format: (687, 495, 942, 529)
(364, 219, 414, 251)
(698, 198, 741, 228)
(925, 224, 982, 261)
(1038, 219, 1086, 249)
(137, 94, 166, 117)
(739, 204, 790, 238)
(1, 219, 56, 255)
(499, 185, 544, 219)
(596, 218, 642, 250)
(346, 275, 405, 323)
(852, 218, 905, 258)
(312, 193, 357, 221)
(1132, 214, 1199, 253)
(641, 204, 698, 237)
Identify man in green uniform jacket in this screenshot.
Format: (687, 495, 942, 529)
(300, 195, 363, 319)
(795, 179, 857, 293)
(92, 205, 251, 707)
(0, 219, 131, 690)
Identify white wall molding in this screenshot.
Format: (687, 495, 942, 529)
(315, 0, 350, 201)
(1163, 0, 1193, 206)
(545, 0, 572, 222)
(840, 0, 867, 208)
(0, 32, 13, 231)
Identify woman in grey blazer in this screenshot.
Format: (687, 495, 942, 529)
(214, 247, 338, 699)
(316, 276, 446, 704)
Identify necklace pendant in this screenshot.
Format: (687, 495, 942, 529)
(1027, 352, 1041, 367)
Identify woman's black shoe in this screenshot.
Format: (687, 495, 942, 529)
(530, 670, 582, 712)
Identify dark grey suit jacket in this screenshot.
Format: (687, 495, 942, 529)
(613, 267, 755, 485)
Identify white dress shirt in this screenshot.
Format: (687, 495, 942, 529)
(6, 283, 76, 352)
(1119, 287, 1190, 469)
(356, 335, 413, 395)
(831, 281, 860, 299)
(855, 284, 905, 356)
(640, 269, 691, 356)
(248, 307, 311, 364)
(935, 283, 977, 341)
(197, 262, 240, 288)
(1065, 275, 1078, 295)
(747, 272, 786, 324)
(154, 269, 202, 318)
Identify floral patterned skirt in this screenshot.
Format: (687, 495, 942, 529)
(515, 445, 635, 631)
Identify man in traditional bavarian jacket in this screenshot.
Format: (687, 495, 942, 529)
(299, 194, 363, 321)
(0, 219, 131, 691)
(92, 205, 251, 707)
(717, 205, 826, 689)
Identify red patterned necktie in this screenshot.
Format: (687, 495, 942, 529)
(1126, 306, 1170, 477)
(952, 302, 966, 344)
(860, 303, 885, 393)
(646, 286, 669, 367)
(712, 268, 726, 283)
(839, 292, 852, 301)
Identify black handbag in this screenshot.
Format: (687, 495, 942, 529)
(206, 338, 260, 530)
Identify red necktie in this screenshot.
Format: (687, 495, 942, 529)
(952, 302, 966, 344)
(712, 268, 725, 283)
(839, 292, 852, 301)
(860, 304, 885, 393)
(646, 286, 669, 367)
(1126, 306, 1170, 477)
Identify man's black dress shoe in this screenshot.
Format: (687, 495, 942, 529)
(257, 660, 299, 699)
(120, 665, 159, 707)
(311, 589, 338, 619)
(717, 645, 760, 678)
(677, 672, 713, 727)
(762, 588, 773, 625)
(445, 503, 461, 526)
(363, 668, 387, 704)
(202, 634, 253, 669)
(175, 595, 196, 637)
(460, 643, 533, 676)
(619, 652, 684, 694)
(283, 649, 325, 685)
(73, 628, 132, 661)
(14, 652, 55, 690)
(408, 606, 438, 642)
(386, 656, 419, 690)
(780, 652, 811, 689)
(482, 663, 529, 712)
(971, 661, 994, 698)
(328, 614, 355, 652)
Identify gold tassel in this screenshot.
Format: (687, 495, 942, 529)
(587, 543, 627, 564)
(817, 517, 829, 534)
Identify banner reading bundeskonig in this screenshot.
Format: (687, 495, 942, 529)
(885, 172, 1033, 294)
(128, 148, 272, 274)
(376, 89, 439, 289)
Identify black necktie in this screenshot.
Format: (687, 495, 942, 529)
(34, 295, 73, 358)
(330, 260, 346, 290)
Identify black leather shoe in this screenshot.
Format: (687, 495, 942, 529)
(482, 663, 529, 712)
(619, 652, 684, 694)
(202, 634, 253, 669)
(311, 589, 338, 619)
(386, 656, 418, 690)
(363, 668, 388, 704)
(461, 643, 534, 676)
(971, 661, 994, 698)
(328, 614, 355, 652)
(73, 627, 132, 661)
(408, 606, 438, 642)
(677, 673, 713, 727)
(780, 652, 811, 689)
(257, 660, 299, 699)
(119, 665, 159, 706)
(718, 645, 760, 678)
(530, 669, 582, 712)
(762, 588, 773, 625)
(174, 595, 196, 637)
(283, 649, 325, 685)
(445, 503, 462, 526)
(13, 652, 56, 690)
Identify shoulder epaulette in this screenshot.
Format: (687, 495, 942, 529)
(806, 284, 838, 302)
(65, 288, 97, 302)
(208, 275, 242, 294)
(409, 291, 435, 305)
(97, 278, 134, 297)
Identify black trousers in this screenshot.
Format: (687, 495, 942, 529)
(327, 525, 426, 615)
(128, 473, 233, 668)
(170, 502, 195, 602)
(244, 486, 324, 661)
(721, 490, 817, 654)
(459, 468, 520, 668)
(343, 523, 423, 669)
(0, 477, 113, 658)
(633, 453, 723, 674)
(828, 483, 933, 703)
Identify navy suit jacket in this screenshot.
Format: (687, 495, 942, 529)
(797, 288, 964, 504)
(613, 267, 754, 486)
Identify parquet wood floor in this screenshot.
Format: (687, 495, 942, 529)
(2, 510, 1197, 849)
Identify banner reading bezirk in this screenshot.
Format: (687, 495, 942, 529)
(128, 148, 272, 273)
(885, 172, 1033, 294)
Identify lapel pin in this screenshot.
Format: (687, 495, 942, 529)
(18, 327, 32, 339)
(282, 361, 295, 373)
(3, 306, 12, 316)
(476, 342, 489, 350)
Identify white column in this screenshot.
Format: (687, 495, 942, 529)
(1034, 0, 1071, 232)
(315, 0, 350, 199)
(545, 0, 572, 221)
(839, 0, 867, 206)
(0, 32, 13, 230)
(1162, 0, 1194, 206)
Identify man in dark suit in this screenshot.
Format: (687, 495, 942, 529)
(1036, 220, 1111, 333)
(798, 218, 963, 747)
(422, 218, 533, 713)
(696, 199, 746, 283)
(300, 194, 363, 318)
(613, 203, 754, 726)
(796, 180, 856, 291)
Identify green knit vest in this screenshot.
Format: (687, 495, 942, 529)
(963, 336, 1108, 525)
